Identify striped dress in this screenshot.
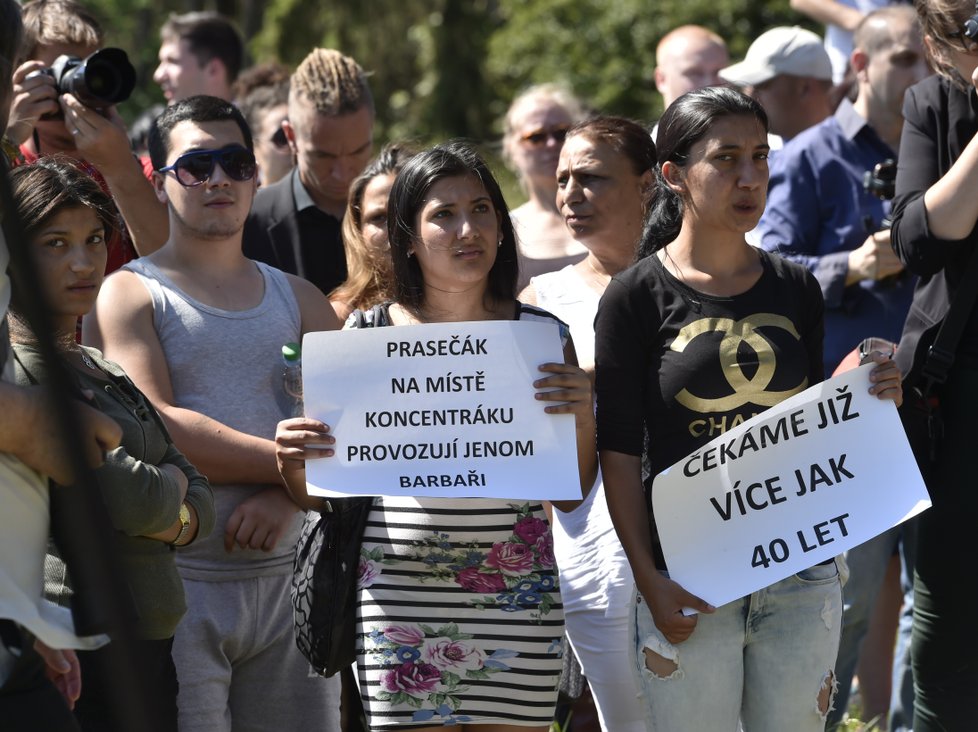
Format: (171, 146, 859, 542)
(352, 303, 567, 728)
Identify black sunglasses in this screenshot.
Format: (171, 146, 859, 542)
(158, 146, 257, 187)
(520, 125, 570, 147)
(270, 127, 288, 148)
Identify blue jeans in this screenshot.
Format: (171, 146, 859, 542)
(631, 564, 843, 732)
(828, 520, 917, 731)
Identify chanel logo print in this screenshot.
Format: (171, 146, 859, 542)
(671, 314, 808, 413)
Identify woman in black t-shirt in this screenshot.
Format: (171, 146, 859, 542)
(595, 86, 903, 731)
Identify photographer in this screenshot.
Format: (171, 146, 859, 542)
(5, 0, 168, 260)
(890, 1, 978, 727)
(752, 8, 929, 728)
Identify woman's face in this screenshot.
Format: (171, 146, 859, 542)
(666, 113, 769, 236)
(508, 99, 574, 187)
(555, 134, 651, 252)
(359, 173, 395, 264)
(32, 205, 107, 332)
(410, 174, 500, 294)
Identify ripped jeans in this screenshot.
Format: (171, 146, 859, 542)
(630, 563, 843, 732)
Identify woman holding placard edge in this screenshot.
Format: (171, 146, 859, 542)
(594, 86, 903, 731)
(276, 141, 596, 730)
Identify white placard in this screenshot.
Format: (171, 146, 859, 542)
(302, 320, 581, 499)
(652, 364, 930, 610)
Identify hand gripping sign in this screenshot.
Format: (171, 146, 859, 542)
(652, 364, 930, 611)
(301, 320, 581, 500)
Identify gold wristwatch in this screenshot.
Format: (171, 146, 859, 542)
(171, 503, 192, 546)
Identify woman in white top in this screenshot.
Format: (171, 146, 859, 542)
(502, 84, 589, 290)
(519, 116, 655, 732)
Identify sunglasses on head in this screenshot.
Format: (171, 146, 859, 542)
(158, 146, 257, 187)
(520, 125, 570, 147)
(270, 127, 288, 148)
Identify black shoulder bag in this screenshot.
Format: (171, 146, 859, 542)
(899, 245, 978, 491)
(291, 307, 381, 677)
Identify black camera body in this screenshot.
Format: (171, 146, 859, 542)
(40, 47, 136, 109)
(965, 0, 978, 43)
(864, 158, 897, 202)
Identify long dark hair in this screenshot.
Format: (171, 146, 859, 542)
(7, 156, 118, 317)
(387, 141, 518, 310)
(638, 86, 769, 258)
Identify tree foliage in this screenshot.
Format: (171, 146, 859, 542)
(84, 0, 806, 144)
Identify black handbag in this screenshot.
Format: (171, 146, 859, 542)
(292, 496, 374, 677)
(897, 244, 978, 490)
(291, 305, 383, 677)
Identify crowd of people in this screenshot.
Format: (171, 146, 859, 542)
(0, 0, 975, 731)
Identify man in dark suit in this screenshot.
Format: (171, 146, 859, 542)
(243, 49, 373, 296)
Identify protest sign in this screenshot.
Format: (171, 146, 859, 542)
(301, 320, 582, 499)
(652, 364, 930, 610)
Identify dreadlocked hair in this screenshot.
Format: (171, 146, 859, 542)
(290, 48, 373, 116)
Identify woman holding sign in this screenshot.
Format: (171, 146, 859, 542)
(888, 1, 978, 725)
(519, 115, 654, 732)
(595, 86, 903, 731)
(277, 141, 597, 730)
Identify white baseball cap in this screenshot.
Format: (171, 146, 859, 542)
(719, 26, 833, 86)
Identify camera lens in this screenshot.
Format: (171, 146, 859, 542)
(58, 48, 136, 107)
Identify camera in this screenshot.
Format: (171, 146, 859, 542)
(964, 0, 978, 43)
(863, 158, 896, 202)
(36, 47, 136, 109)
(862, 158, 896, 238)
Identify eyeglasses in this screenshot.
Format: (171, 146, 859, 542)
(519, 125, 570, 147)
(158, 146, 258, 187)
(270, 127, 288, 149)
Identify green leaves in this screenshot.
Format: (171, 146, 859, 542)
(87, 0, 803, 142)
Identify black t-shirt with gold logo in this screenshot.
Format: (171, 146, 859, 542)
(595, 249, 824, 567)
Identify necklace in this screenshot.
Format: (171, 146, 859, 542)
(585, 257, 612, 289)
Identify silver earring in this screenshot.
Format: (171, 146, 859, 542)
(407, 250, 414, 258)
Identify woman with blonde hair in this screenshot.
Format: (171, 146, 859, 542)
(502, 84, 588, 289)
(329, 143, 414, 322)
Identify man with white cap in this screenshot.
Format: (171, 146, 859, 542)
(720, 25, 834, 141)
(754, 9, 929, 729)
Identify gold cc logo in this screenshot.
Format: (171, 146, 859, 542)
(671, 314, 808, 412)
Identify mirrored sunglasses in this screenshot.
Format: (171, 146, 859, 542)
(159, 146, 258, 187)
(520, 126, 570, 147)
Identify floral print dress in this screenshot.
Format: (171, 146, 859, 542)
(352, 304, 566, 728)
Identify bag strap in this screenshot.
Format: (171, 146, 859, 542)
(919, 243, 978, 395)
(351, 303, 390, 330)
